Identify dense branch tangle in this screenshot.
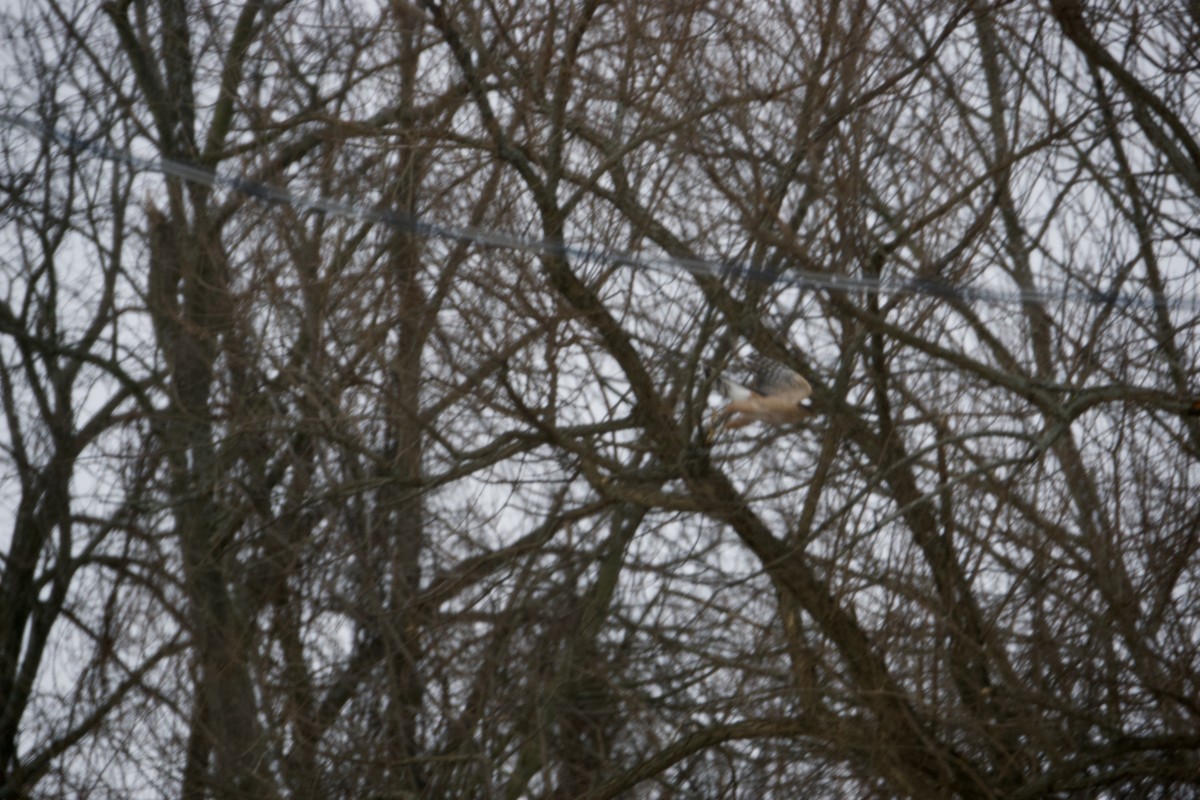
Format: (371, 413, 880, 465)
(2, 1, 1199, 798)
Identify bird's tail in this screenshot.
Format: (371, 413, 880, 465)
(703, 365, 751, 401)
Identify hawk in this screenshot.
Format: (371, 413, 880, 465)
(708, 356, 814, 434)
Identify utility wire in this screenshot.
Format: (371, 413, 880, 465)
(4, 110, 1200, 312)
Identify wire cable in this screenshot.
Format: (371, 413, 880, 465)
(4, 110, 1199, 312)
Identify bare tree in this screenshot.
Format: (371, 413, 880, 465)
(2, 0, 1199, 798)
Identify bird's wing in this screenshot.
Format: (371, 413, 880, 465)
(748, 357, 812, 401)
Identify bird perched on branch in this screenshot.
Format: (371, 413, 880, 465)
(707, 356, 814, 436)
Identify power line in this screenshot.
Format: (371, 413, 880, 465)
(3, 110, 1199, 313)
